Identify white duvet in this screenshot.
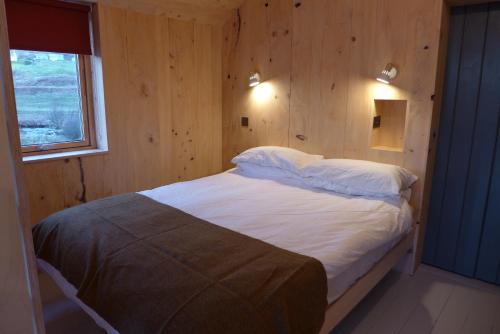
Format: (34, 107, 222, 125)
(141, 169, 413, 303)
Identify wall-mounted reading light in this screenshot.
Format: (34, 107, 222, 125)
(376, 63, 398, 84)
(249, 72, 261, 87)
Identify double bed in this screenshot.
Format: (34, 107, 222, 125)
(34, 161, 415, 333)
(141, 169, 414, 305)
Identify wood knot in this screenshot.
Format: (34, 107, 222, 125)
(140, 84, 149, 97)
(296, 134, 307, 141)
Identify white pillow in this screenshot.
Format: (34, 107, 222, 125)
(401, 188, 412, 202)
(231, 146, 323, 175)
(301, 159, 418, 197)
(236, 162, 300, 180)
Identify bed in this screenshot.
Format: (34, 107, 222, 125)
(34, 163, 415, 334)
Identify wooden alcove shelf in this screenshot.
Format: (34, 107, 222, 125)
(370, 99, 408, 153)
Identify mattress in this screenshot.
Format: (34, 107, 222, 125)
(40, 168, 413, 333)
(140, 169, 413, 303)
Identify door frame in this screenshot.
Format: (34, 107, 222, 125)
(0, 0, 45, 332)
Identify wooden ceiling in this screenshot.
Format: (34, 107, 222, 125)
(97, 0, 244, 24)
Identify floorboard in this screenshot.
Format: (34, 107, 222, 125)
(332, 265, 500, 334)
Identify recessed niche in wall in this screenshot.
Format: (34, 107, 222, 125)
(370, 99, 408, 152)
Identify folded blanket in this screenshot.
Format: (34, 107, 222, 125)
(33, 193, 327, 334)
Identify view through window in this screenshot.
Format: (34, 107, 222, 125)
(10, 50, 87, 150)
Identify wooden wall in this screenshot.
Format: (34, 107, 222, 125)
(23, 3, 222, 224)
(0, 0, 43, 331)
(222, 0, 444, 221)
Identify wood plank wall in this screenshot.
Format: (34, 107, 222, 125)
(23, 3, 222, 225)
(98, 0, 244, 25)
(0, 0, 43, 330)
(222, 0, 444, 221)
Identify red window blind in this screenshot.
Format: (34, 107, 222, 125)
(5, 0, 92, 55)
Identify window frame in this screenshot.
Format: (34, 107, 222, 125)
(19, 54, 97, 157)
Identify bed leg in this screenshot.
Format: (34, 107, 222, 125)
(409, 251, 416, 276)
(393, 251, 414, 275)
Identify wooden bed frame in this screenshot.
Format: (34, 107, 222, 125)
(38, 225, 415, 334)
(320, 229, 415, 333)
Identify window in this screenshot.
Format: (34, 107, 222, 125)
(11, 50, 95, 154)
(5, 0, 104, 158)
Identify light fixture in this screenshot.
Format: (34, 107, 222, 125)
(249, 72, 261, 87)
(376, 63, 398, 84)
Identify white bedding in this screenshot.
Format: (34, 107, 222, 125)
(140, 169, 413, 303)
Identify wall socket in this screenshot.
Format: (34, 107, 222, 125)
(241, 117, 249, 127)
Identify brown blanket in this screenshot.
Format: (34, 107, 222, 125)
(33, 193, 327, 334)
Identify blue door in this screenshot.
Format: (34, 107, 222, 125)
(423, 2, 500, 283)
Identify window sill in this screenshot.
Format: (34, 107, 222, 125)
(22, 148, 108, 164)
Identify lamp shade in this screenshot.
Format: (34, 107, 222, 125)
(249, 72, 261, 87)
(377, 63, 398, 84)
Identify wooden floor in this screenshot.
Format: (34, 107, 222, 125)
(40, 265, 500, 334)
